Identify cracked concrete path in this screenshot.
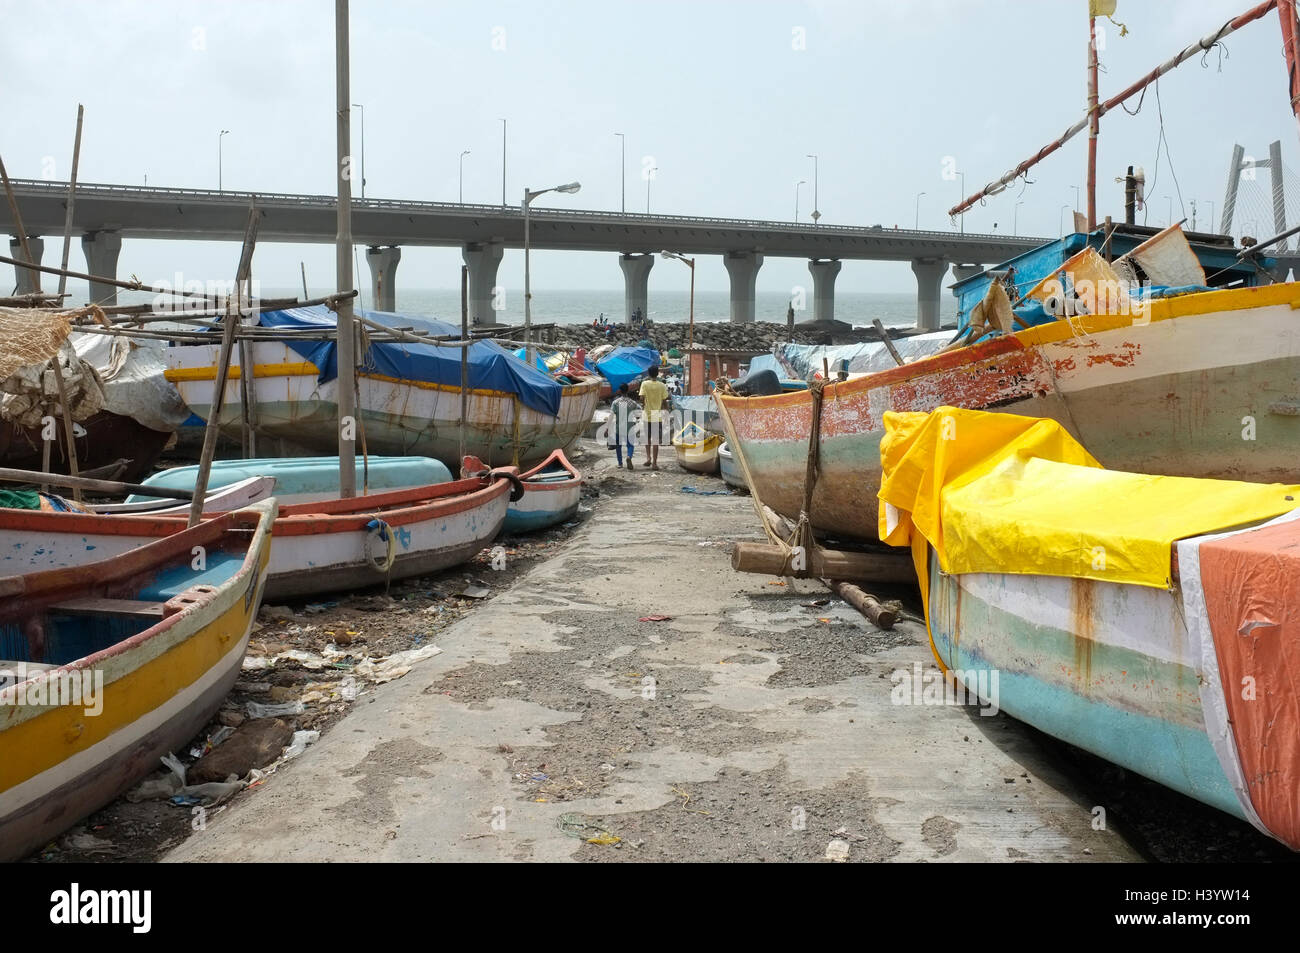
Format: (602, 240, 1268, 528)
(166, 450, 1139, 863)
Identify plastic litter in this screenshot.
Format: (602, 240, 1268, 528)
(638, 615, 673, 622)
(245, 700, 306, 718)
(680, 485, 732, 496)
(283, 730, 321, 760)
(353, 643, 443, 683)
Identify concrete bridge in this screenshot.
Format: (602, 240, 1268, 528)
(2, 178, 1048, 328)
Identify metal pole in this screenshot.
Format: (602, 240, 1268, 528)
(688, 257, 695, 350)
(460, 149, 469, 203)
(914, 191, 925, 229)
(500, 118, 507, 206)
(1087, 15, 1099, 229)
(795, 181, 801, 222)
(219, 130, 228, 191)
(523, 187, 533, 366)
(57, 105, 83, 299)
(301, 261, 309, 298)
(959, 172, 965, 234)
(335, 0, 357, 497)
(616, 132, 625, 213)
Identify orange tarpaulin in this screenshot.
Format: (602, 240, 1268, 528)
(1199, 519, 1300, 850)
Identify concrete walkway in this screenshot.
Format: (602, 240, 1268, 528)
(167, 449, 1138, 863)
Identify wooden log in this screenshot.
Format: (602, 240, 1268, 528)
(731, 541, 915, 583)
(0, 467, 193, 500)
(825, 579, 898, 630)
(761, 504, 796, 539)
(872, 319, 905, 366)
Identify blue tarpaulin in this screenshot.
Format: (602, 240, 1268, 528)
(257, 306, 565, 417)
(595, 346, 659, 392)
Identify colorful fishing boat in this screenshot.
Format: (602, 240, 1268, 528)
(93, 476, 275, 515)
(0, 470, 520, 600)
(718, 442, 746, 491)
(0, 500, 276, 862)
(495, 449, 583, 534)
(880, 407, 1300, 851)
(125, 456, 451, 507)
(719, 226, 1298, 542)
(163, 306, 601, 471)
(673, 423, 723, 475)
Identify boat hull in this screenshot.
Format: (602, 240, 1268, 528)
(0, 412, 171, 484)
(720, 284, 1300, 540)
(502, 450, 582, 534)
(0, 476, 512, 601)
(925, 553, 1242, 819)
(718, 442, 746, 490)
(164, 342, 601, 471)
(0, 504, 274, 861)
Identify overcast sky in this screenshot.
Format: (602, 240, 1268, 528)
(3, 0, 1298, 296)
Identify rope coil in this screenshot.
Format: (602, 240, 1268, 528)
(365, 517, 397, 573)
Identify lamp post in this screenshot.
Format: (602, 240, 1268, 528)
(1059, 204, 1071, 237)
(1072, 184, 1081, 213)
(795, 180, 806, 223)
(646, 167, 657, 213)
(914, 191, 925, 230)
(351, 103, 365, 197)
(615, 132, 625, 213)
(806, 153, 819, 224)
(661, 250, 696, 350)
(218, 129, 229, 190)
(1165, 195, 1173, 226)
(1014, 200, 1024, 236)
(958, 171, 965, 235)
(499, 118, 507, 206)
(459, 149, 470, 203)
(523, 181, 581, 365)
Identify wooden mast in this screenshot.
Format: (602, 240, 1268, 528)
(1087, 12, 1100, 230)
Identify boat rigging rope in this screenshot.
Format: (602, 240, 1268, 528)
(365, 517, 397, 573)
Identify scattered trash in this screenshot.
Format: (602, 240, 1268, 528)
(817, 617, 832, 623)
(638, 615, 673, 622)
(245, 700, 306, 718)
(680, 485, 732, 495)
(353, 643, 443, 683)
(460, 584, 490, 599)
(187, 717, 296, 784)
(767, 580, 787, 587)
(283, 729, 321, 760)
(802, 599, 830, 608)
(61, 830, 115, 854)
(303, 601, 339, 614)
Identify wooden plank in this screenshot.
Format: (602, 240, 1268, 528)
(48, 597, 165, 619)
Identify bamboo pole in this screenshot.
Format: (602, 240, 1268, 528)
(188, 204, 259, 527)
(0, 252, 227, 305)
(459, 264, 469, 468)
(57, 105, 83, 300)
(871, 319, 905, 366)
(0, 467, 194, 500)
(1087, 17, 1099, 231)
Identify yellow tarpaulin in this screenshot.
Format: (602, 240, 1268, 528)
(878, 406, 1300, 591)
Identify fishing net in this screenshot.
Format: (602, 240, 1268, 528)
(0, 307, 109, 427)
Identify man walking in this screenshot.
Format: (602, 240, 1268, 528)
(638, 364, 670, 470)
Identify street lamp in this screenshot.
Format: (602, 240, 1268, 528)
(661, 250, 696, 351)
(806, 154, 820, 224)
(351, 103, 365, 198)
(499, 118, 507, 206)
(459, 149, 470, 203)
(1072, 185, 1081, 213)
(1014, 200, 1024, 236)
(1059, 204, 1071, 237)
(914, 191, 926, 230)
(615, 132, 625, 213)
(218, 129, 229, 190)
(958, 171, 965, 235)
(523, 181, 581, 365)
(795, 180, 806, 223)
(1165, 195, 1173, 226)
(646, 167, 657, 213)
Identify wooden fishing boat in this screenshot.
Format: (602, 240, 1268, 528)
(162, 307, 601, 471)
(125, 456, 451, 507)
(0, 471, 519, 601)
(718, 442, 746, 491)
(92, 476, 274, 515)
(673, 423, 723, 475)
(0, 500, 276, 862)
(879, 407, 1300, 850)
(495, 449, 582, 534)
(720, 278, 1300, 542)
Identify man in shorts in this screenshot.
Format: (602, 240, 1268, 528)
(638, 364, 670, 470)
